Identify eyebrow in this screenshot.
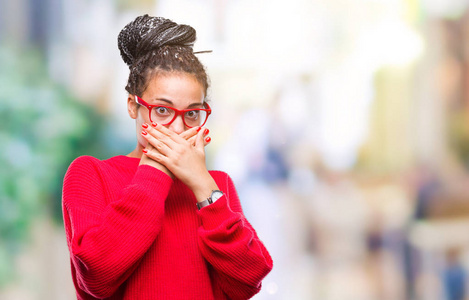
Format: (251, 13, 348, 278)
(153, 98, 204, 109)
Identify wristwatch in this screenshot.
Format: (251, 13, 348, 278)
(197, 190, 224, 210)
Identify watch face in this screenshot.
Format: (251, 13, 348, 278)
(211, 190, 224, 202)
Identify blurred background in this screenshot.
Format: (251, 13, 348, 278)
(3, 0, 469, 299)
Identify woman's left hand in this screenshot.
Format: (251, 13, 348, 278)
(141, 123, 218, 200)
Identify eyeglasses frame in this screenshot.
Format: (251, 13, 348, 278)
(134, 95, 212, 128)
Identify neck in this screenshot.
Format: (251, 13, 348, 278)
(127, 144, 143, 158)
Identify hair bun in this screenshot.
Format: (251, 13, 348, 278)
(118, 14, 196, 67)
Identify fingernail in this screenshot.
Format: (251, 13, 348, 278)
(204, 129, 209, 135)
(196, 127, 202, 132)
(142, 149, 148, 154)
(141, 130, 148, 136)
(142, 123, 149, 129)
(205, 137, 211, 143)
(151, 122, 157, 127)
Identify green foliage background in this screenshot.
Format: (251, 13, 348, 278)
(0, 45, 106, 286)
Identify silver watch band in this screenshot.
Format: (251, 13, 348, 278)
(197, 190, 223, 210)
(196, 198, 213, 210)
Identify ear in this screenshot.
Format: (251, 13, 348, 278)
(127, 94, 138, 119)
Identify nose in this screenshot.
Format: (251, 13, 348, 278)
(167, 115, 186, 134)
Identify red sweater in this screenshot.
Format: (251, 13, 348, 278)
(62, 155, 272, 300)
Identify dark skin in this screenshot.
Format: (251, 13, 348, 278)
(126, 72, 219, 203)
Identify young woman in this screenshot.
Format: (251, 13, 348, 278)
(62, 15, 273, 300)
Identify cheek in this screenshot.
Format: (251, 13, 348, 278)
(137, 135, 148, 148)
(135, 109, 150, 127)
(136, 115, 143, 128)
(135, 111, 150, 146)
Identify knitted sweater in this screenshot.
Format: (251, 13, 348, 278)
(62, 155, 272, 300)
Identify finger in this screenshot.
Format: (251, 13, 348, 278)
(151, 122, 187, 144)
(142, 147, 170, 165)
(194, 126, 207, 150)
(187, 136, 211, 146)
(187, 135, 196, 146)
(142, 123, 177, 149)
(188, 128, 210, 146)
(179, 126, 202, 140)
(141, 128, 172, 155)
(142, 143, 155, 157)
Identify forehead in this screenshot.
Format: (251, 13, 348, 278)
(143, 72, 205, 106)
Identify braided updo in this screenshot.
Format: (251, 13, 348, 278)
(118, 15, 209, 97)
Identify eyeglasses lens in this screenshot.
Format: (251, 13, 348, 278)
(151, 107, 208, 127)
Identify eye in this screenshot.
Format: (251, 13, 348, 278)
(154, 106, 171, 116)
(185, 110, 200, 120)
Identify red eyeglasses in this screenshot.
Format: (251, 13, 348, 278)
(135, 95, 212, 128)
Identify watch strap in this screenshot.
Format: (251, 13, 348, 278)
(197, 190, 223, 210)
(196, 198, 213, 210)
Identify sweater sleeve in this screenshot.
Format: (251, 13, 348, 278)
(197, 172, 273, 300)
(62, 156, 172, 298)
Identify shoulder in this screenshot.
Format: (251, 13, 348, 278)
(67, 155, 102, 173)
(67, 155, 129, 170)
(208, 170, 232, 184)
(63, 156, 105, 187)
(209, 170, 237, 190)
(62, 156, 105, 205)
(208, 170, 229, 179)
(65, 155, 128, 180)
(65, 155, 138, 180)
(71, 155, 102, 166)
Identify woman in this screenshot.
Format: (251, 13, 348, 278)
(62, 14, 273, 300)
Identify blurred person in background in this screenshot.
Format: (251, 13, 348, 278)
(61, 15, 272, 300)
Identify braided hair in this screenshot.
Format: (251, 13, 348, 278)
(118, 15, 209, 98)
